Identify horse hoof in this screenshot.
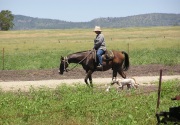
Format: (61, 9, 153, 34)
(106, 89, 109, 92)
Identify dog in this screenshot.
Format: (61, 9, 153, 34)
(118, 77, 139, 90)
(112, 77, 139, 90)
(106, 77, 139, 92)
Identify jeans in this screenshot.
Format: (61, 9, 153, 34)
(97, 49, 105, 65)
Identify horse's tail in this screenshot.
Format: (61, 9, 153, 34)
(122, 51, 129, 71)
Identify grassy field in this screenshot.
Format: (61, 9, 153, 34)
(0, 26, 180, 70)
(0, 80, 179, 125)
(0, 27, 180, 124)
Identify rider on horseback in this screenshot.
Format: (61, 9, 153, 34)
(93, 26, 106, 68)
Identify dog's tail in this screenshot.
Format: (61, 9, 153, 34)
(131, 77, 137, 83)
(132, 77, 139, 88)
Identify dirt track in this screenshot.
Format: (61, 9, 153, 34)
(0, 64, 180, 91)
(0, 75, 180, 92)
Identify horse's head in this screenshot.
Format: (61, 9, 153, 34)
(58, 56, 69, 75)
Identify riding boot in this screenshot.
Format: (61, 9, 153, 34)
(97, 64, 103, 70)
(97, 64, 102, 68)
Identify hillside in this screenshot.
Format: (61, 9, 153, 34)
(13, 13, 180, 30)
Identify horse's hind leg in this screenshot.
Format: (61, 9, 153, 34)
(118, 69, 126, 78)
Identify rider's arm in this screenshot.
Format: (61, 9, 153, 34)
(94, 34, 104, 50)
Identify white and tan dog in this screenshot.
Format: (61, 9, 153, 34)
(117, 77, 139, 90)
(106, 77, 139, 91)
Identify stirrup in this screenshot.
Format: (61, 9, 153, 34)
(97, 65, 103, 68)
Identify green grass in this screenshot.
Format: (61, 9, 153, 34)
(130, 48, 180, 65)
(2, 47, 179, 70)
(0, 26, 180, 70)
(0, 27, 179, 125)
(0, 80, 179, 125)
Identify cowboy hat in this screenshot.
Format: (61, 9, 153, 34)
(93, 26, 102, 32)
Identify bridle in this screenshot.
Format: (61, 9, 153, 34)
(62, 56, 69, 72)
(61, 50, 93, 72)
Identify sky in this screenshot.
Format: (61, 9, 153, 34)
(0, 0, 180, 22)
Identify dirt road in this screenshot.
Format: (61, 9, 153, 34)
(0, 64, 179, 92)
(0, 75, 179, 92)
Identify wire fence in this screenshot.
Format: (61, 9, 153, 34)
(1, 35, 180, 70)
(1, 46, 179, 70)
(0, 48, 66, 70)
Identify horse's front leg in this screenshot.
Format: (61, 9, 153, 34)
(89, 74, 93, 87)
(85, 74, 90, 87)
(84, 70, 93, 87)
(112, 69, 118, 81)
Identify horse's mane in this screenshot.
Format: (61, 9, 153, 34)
(73, 50, 91, 54)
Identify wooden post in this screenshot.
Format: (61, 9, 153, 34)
(2, 48, 5, 70)
(156, 69, 162, 110)
(127, 43, 130, 55)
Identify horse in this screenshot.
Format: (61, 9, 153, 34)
(58, 50, 129, 87)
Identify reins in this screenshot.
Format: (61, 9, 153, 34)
(65, 50, 94, 71)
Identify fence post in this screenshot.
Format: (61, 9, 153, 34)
(156, 69, 162, 110)
(2, 48, 5, 70)
(127, 43, 130, 55)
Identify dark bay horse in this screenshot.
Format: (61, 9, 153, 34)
(59, 50, 129, 87)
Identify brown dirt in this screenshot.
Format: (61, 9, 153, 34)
(0, 64, 179, 82)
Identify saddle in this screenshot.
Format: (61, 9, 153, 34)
(85, 49, 114, 66)
(103, 50, 114, 60)
(93, 50, 114, 62)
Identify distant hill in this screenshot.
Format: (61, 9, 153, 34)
(13, 13, 180, 30)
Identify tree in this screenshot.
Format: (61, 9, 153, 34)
(0, 10, 14, 31)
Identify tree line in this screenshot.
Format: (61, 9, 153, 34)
(0, 10, 180, 31)
(13, 13, 180, 30)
